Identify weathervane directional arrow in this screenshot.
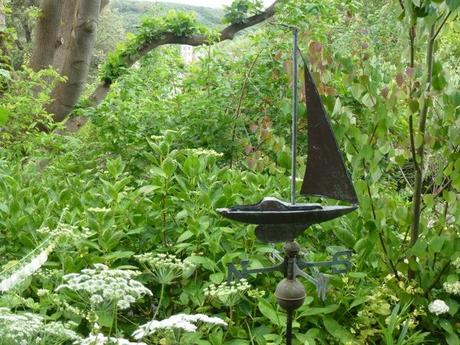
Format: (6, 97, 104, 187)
(226, 250, 352, 300)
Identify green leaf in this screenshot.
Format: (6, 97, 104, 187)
(349, 296, 368, 309)
(334, 227, 356, 247)
(138, 185, 160, 195)
(428, 235, 445, 254)
(209, 272, 224, 284)
(440, 320, 460, 345)
(97, 309, 114, 328)
(258, 299, 286, 327)
(447, 0, 460, 10)
(186, 256, 217, 271)
(348, 272, 367, 279)
(299, 304, 339, 317)
(177, 230, 194, 243)
(410, 239, 427, 258)
(183, 156, 201, 176)
(102, 251, 135, 262)
(277, 151, 291, 170)
(161, 157, 177, 176)
(0, 69, 11, 80)
(225, 340, 251, 345)
(0, 106, 10, 125)
(322, 317, 355, 344)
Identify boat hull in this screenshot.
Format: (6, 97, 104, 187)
(217, 197, 357, 225)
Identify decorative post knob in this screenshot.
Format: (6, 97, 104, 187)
(274, 278, 306, 312)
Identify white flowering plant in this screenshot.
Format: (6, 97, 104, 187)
(204, 279, 253, 307)
(428, 299, 450, 316)
(56, 264, 152, 327)
(0, 308, 81, 345)
(135, 253, 196, 285)
(78, 333, 147, 345)
(0, 243, 54, 294)
(132, 313, 227, 344)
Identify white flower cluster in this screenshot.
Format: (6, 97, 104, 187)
(132, 313, 227, 339)
(37, 221, 90, 241)
(42, 321, 81, 342)
(204, 279, 251, 306)
(56, 264, 152, 310)
(452, 257, 460, 270)
(0, 308, 80, 344)
(182, 148, 224, 158)
(135, 253, 195, 285)
(428, 299, 450, 315)
(77, 333, 147, 345)
(443, 281, 460, 296)
(0, 244, 53, 293)
(87, 207, 111, 213)
(0, 308, 43, 344)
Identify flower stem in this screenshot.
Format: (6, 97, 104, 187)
(153, 283, 165, 320)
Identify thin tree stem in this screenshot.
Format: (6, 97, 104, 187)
(409, 24, 436, 280)
(433, 11, 452, 41)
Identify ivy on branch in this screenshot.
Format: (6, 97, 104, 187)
(89, 1, 278, 107)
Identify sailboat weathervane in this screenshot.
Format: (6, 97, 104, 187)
(216, 27, 359, 345)
(217, 30, 358, 243)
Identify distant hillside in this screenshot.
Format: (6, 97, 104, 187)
(111, 0, 225, 32)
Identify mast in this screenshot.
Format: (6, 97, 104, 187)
(291, 28, 298, 206)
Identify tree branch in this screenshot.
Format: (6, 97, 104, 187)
(424, 260, 450, 295)
(433, 10, 452, 41)
(87, 1, 279, 108)
(408, 24, 436, 280)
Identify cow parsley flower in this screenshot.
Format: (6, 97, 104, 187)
(182, 148, 224, 158)
(443, 281, 460, 296)
(0, 308, 80, 344)
(87, 207, 111, 213)
(204, 279, 251, 306)
(56, 264, 152, 310)
(452, 257, 460, 270)
(0, 308, 43, 344)
(428, 299, 450, 315)
(77, 333, 147, 345)
(42, 321, 82, 342)
(132, 313, 227, 339)
(0, 244, 54, 293)
(135, 253, 195, 284)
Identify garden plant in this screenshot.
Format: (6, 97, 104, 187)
(0, 0, 459, 344)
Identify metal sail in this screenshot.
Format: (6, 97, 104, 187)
(300, 57, 358, 204)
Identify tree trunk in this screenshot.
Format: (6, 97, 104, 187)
(0, 5, 6, 37)
(52, 0, 108, 74)
(48, 0, 101, 122)
(52, 0, 78, 74)
(100, 0, 110, 11)
(30, 0, 63, 71)
(0, 4, 8, 64)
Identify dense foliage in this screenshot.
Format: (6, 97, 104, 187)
(0, 0, 459, 344)
(111, 0, 224, 31)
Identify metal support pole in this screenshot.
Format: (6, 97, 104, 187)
(282, 241, 302, 345)
(286, 310, 293, 345)
(291, 28, 298, 205)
